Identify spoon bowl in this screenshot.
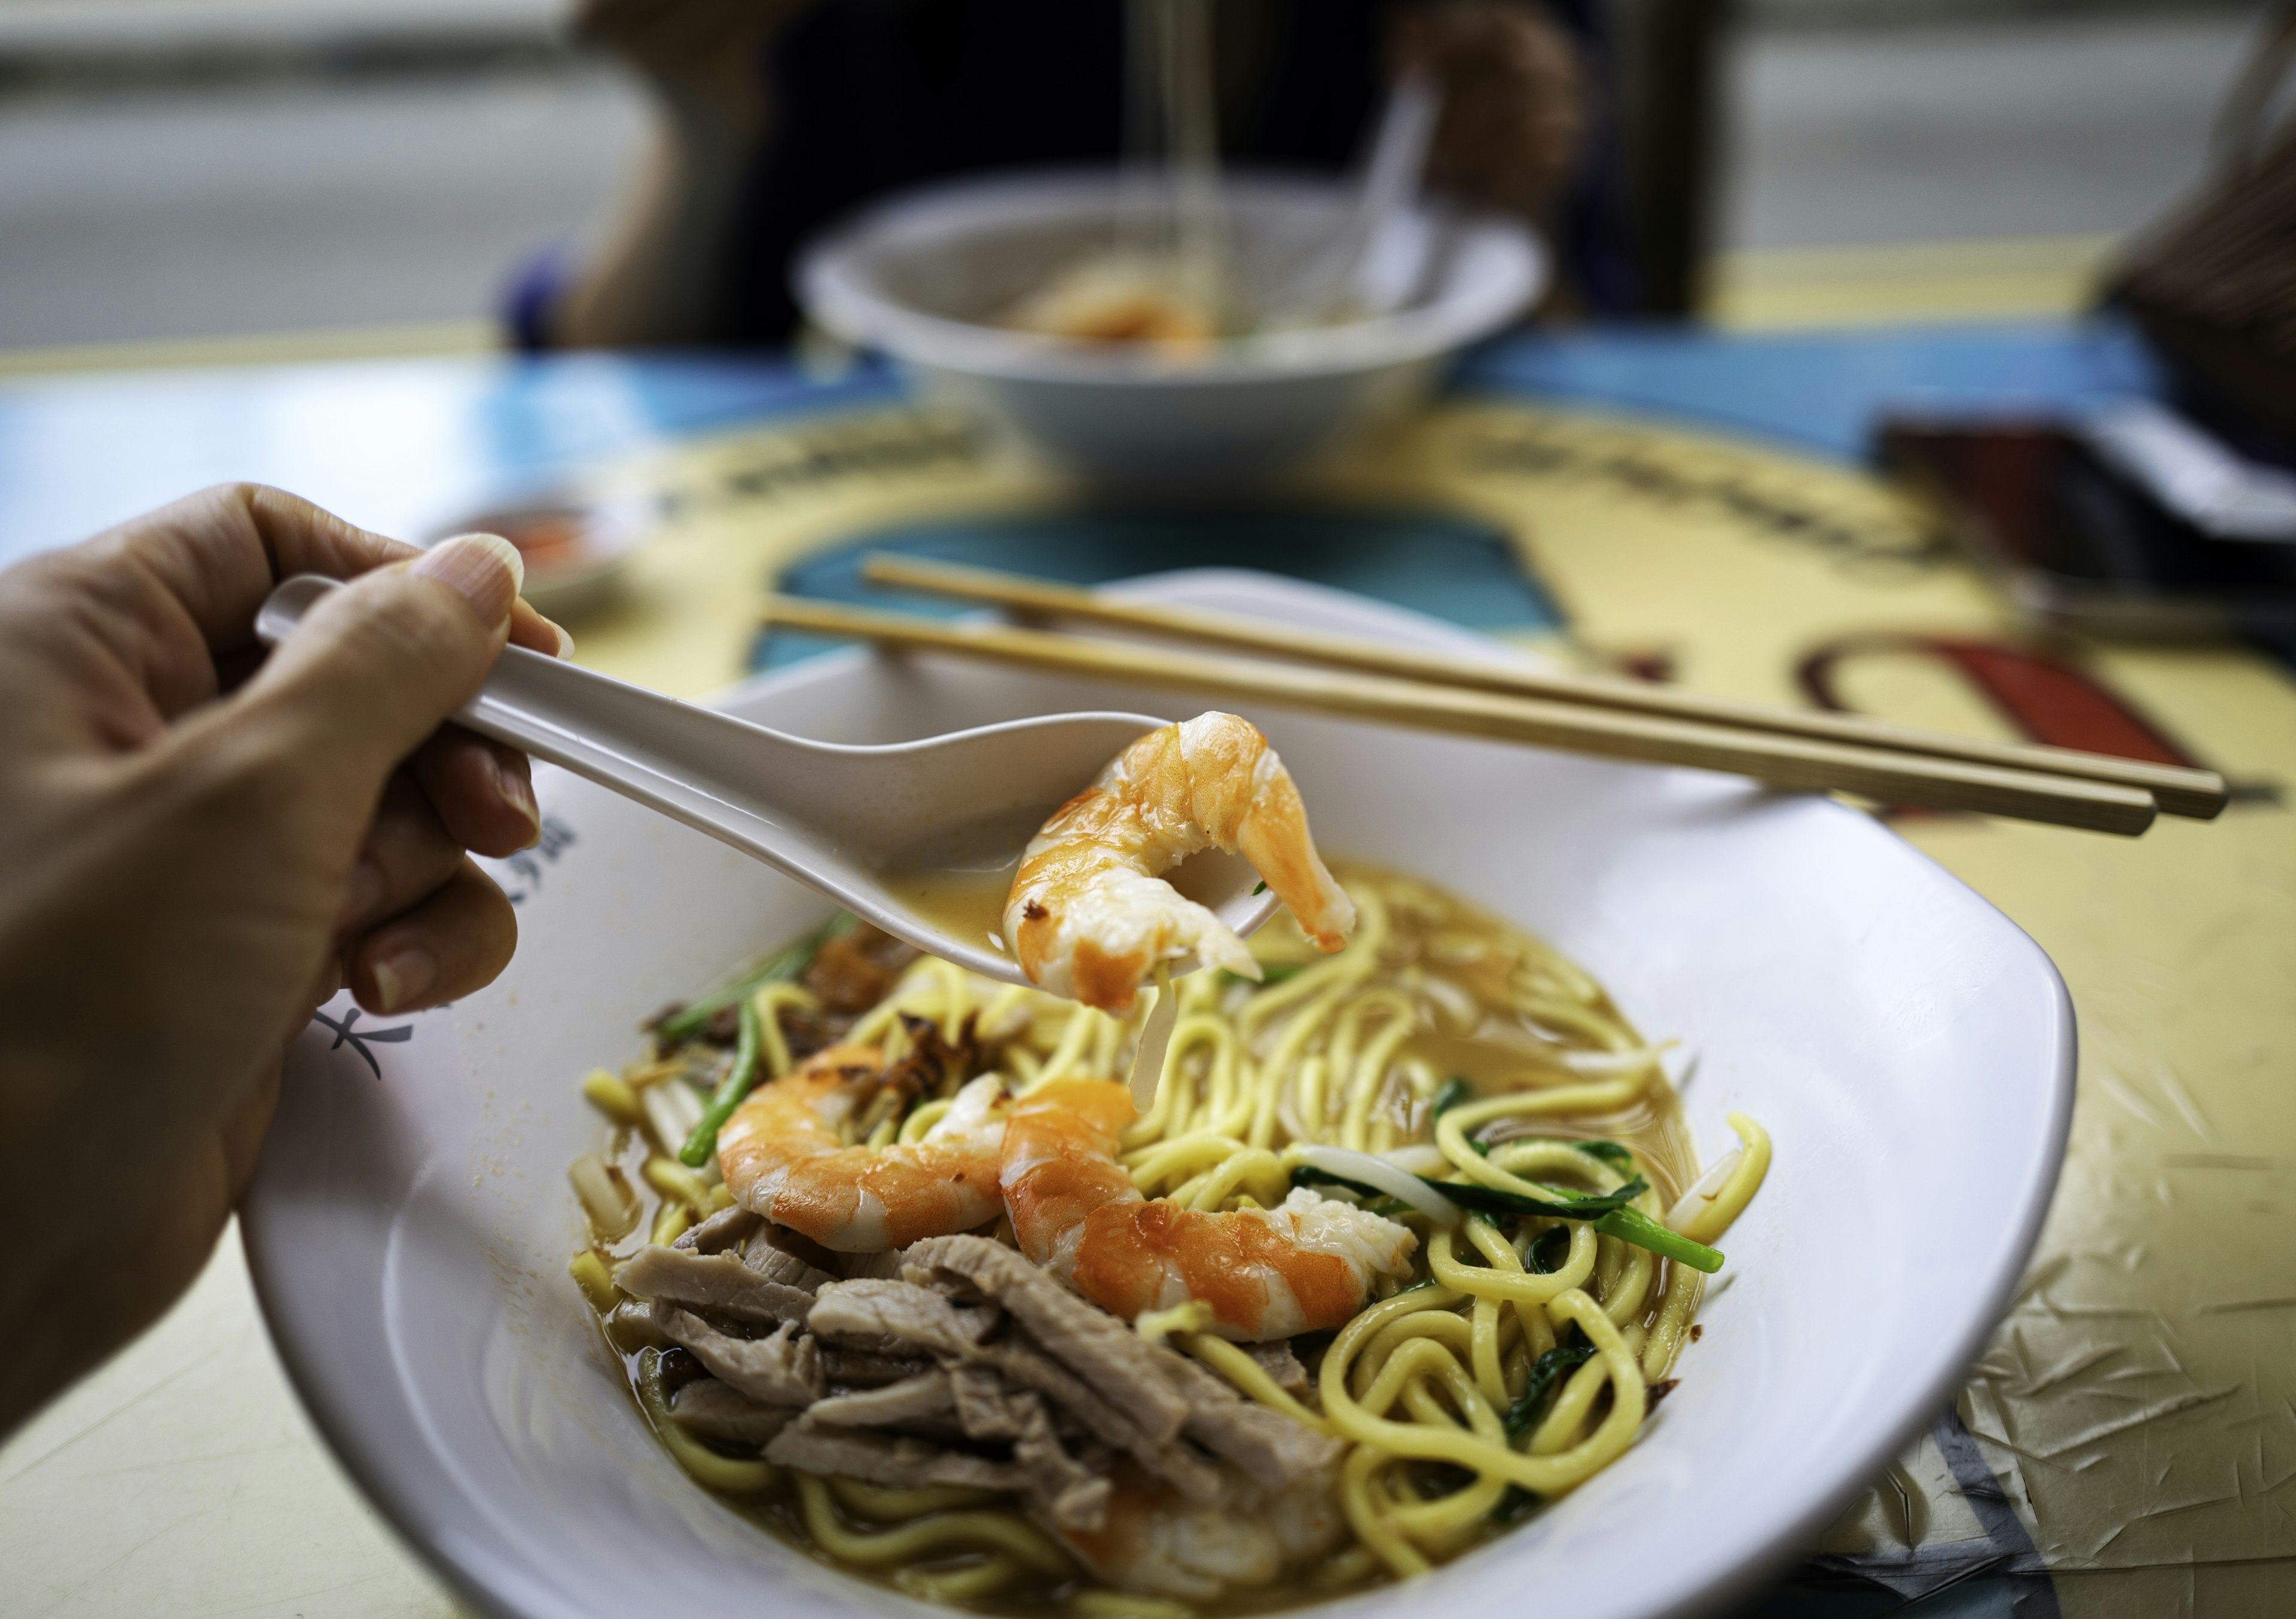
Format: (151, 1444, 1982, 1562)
(255, 574, 1281, 984)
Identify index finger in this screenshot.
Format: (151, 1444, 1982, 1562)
(147, 484, 564, 655)
(66, 484, 566, 718)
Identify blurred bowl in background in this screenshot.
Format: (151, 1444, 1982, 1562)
(796, 169, 1544, 487)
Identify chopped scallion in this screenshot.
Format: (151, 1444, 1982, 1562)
(1223, 960, 1309, 988)
(1525, 1225, 1572, 1274)
(1593, 1205, 1724, 1273)
(679, 997, 764, 1168)
(1424, 1174, 1650, 1223)
(657, 915, 846, 1043)
(1504, 1343, 1598, 1440)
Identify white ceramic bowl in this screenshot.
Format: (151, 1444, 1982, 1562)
(795, 170, 1544, 484)
(243, 570, 2073, 1619)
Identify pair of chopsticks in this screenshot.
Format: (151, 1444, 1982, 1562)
(759, 555, 2228, 837)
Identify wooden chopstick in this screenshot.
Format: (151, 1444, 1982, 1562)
(761, 594, 2160, 836)
(859, 552, 2228, 821)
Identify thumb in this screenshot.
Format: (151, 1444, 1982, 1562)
(232, 533, 525, 802)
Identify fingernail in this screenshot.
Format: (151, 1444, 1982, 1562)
(413, 533, 523, 626)
(494, 754, 542, 847)
(341, 858, 387, 925)
(547, 619, 577, 660)
(370, 944, 438, 1014)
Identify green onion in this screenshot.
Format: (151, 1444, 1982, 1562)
(1425, 1174, 1651, 1223)
(1476, 1134, 1633, 1168)
(1430, 1076, 1473, 1119)
(1251, 880, 1268, 896)
(1594, 1206, 1724, 1273)
(1294, 1163, 1641, 1221)
(657, 915, 845, 1044)
(1494, 1486, 1540, 1523)
(679, 998, 763, 1168)
(1222, 960, 1309, 988)
(1291, 1163, 1724, 1271)
(1290, 1151, 1465, 1222)
(1503, 1343, 1598, 1440)
(1294, 1157, 1653, 1221)
(1525, 1225, 1572, 1274)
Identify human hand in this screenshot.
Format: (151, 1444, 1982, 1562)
(1393, 0, 1583, 219)
(0, 485, 566, 1436)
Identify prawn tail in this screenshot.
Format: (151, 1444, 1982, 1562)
(1237, 756, 1355, 953)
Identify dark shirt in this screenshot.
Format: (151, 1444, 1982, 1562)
(722, 0, 1388, 344)
(505, 0, 1631, 350)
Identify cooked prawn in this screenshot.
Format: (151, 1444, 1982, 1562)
(1000, 1077, 1415, 1340)
(1058, 1465, 1347, 1601)
(1004, 712, 1354, 1015)
(717, 1044, 1006, 1251)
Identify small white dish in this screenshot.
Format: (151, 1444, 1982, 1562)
(796, 169, 1544, 485)
(428, 492, 647, 624)
(243, 570, 2073, 1619)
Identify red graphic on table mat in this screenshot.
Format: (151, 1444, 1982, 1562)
(1610, 647, 1678, 685)
(1796, 635, 2209, 814)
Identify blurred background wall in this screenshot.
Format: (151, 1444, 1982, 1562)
(0, 0, 2271, 363)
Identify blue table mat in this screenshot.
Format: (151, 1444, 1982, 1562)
(755, 502, 1563, 670)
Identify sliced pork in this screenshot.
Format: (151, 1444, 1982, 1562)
(653, 1308, 824, 1405)
(618, 1245, 818, 1325)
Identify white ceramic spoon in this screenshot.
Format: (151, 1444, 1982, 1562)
(255, 574, 1280, 986)
(1262, 68, 1442, 328)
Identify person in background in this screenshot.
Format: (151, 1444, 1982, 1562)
(513, 0, 1599, 350)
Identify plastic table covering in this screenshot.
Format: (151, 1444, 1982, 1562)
(0, 320, 2288, 1619)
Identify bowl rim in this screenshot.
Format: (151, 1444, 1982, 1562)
(242, 568, 2077, 1619)
(794, 166, 1546, 387)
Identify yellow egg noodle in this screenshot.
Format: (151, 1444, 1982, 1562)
(566, 864, 1769, 1612)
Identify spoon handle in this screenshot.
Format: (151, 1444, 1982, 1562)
(1345, 68, 1440, 304)
(256, 573, 722, 795)
(253, 575, 1272, 986)
(252, 572, 860, 893)
(1277, 69, 1440, 323)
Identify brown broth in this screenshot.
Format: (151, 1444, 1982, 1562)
(887, 857, 1021, 954)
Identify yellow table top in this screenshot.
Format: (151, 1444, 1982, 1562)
(8, 392, 2289, 1618)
